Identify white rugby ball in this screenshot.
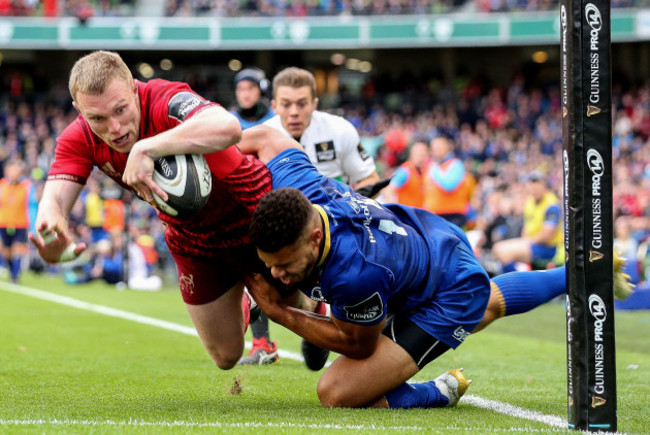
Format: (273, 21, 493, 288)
(151, 154, 212, 217)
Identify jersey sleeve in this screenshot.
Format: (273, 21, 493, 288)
(48, 119, 94, 184)
(338, 119, 377, 183)
(389, 167, 410, 189)
(543, 204, 561, 228)
(267, 148, 353, 203)
(326, 259, 392, 326)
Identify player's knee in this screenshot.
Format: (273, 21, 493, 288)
(317, 375, 353, 408)
(204, 345, 241, 370)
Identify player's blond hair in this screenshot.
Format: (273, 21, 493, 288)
(69, 51, 133, 101)
(272, 67, 316, 99)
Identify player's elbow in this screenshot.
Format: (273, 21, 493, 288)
(222, 116, 242, 146)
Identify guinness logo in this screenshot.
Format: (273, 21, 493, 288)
(591, 395, 606, 408)
(320, 142, 329, 152)
(563, 107, 568, 118)
(589, 250, 604, 262)
(587, 105, 601, 117)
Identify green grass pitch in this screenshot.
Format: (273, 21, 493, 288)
(1, 272, 648, 434)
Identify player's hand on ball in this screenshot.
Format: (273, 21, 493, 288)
(28, 224, 86, 264)
(122, 141, 168, 204)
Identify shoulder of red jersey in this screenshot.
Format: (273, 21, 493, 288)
(137, 79, 219, 124)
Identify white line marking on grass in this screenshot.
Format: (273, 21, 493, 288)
(1, 282, 571, 430)
(0, 281, 305, 361)
(0, 418, 573, 432)
(463, 395, 566, 428)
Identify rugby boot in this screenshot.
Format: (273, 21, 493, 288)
(238, 337, 279, 365)
(433, 368, 471, 407)
(301, 301, 331, 370)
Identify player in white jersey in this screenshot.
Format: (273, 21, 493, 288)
(264, 67, 379, 189)
(254, 67, 383, 369)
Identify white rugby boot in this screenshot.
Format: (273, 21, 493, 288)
(433, 368, 471, 407)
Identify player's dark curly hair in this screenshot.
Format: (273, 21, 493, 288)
(250, 188, 313, 253)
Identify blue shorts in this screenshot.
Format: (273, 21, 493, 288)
(0, 228, 27, 246)
(406, 230, 491, 350)
(531, 243, 557, 263)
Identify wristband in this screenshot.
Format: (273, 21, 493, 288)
(59, 243, 78, 263)
(40, 228, 56, 244)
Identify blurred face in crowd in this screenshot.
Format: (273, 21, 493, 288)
(430, 137, 452, 161)
(4, 161, 24, 183)
(73, 77, 141, 154)
(272, 85, 318, 140)
(235, 80, 262, 110)
(409, 141, 430, 169)
(529, 179, 547, 201)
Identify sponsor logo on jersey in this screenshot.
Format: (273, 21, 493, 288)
(314, 141, 336, 162)
(343, 292, 383, 322)
(357, 143, 370, 161)
(309, 287, 330, 303)
(168, 92, 207, 122)
(452, 326, 471, 343)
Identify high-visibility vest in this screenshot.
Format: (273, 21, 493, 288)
(395, 161, 425, 208)
(423, 158, 474, 216)
(0, 178, 31, 229)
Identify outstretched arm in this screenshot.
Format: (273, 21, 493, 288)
(245, 273, 384, 359)
(237, 125, 304, 164)
(28, 179, 87, 263)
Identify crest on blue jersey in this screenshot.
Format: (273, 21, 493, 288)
(343, 292, 383, 322)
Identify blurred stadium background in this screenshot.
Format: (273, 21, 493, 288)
(1, 0, 650, 306)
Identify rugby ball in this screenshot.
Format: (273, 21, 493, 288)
(151, 154, 212, 218)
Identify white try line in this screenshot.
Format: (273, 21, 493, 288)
(0, 281, 571, 430)
(0, 418, 575, 432)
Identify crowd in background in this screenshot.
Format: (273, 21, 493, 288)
(1, 64, 650, 296)
(0, 0, 643, 18)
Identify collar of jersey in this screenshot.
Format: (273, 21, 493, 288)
(313, 204, 331, 268)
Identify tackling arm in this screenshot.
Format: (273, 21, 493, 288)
(245, 273, 384, 359)
(237, 125, 304, 164)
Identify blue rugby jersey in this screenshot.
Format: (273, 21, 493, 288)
(267, 148, 478, 327)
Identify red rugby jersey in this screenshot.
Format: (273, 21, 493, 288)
(49, 79, 271, 256)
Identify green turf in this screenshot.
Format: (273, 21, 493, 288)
(1, 272, 649, 433)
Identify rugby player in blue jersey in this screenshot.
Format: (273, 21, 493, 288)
(236, 125, 632, 409)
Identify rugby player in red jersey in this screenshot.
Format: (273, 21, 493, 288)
(28, 50, 314, 370)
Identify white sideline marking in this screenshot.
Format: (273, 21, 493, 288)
(1, 282, 570, 430)
(0, 419, 573, 432)
(0, 281, 304, 361)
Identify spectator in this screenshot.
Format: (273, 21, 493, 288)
(492, 170, 563, 273)
(423, 135, 475, 229)
(382, 140, 429, 207)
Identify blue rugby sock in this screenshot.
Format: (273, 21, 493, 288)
(10, 258, 21, 282)
(502, 261, 517, 273)
(385, 381, 449, 409)
(491, 266, 566, 316)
